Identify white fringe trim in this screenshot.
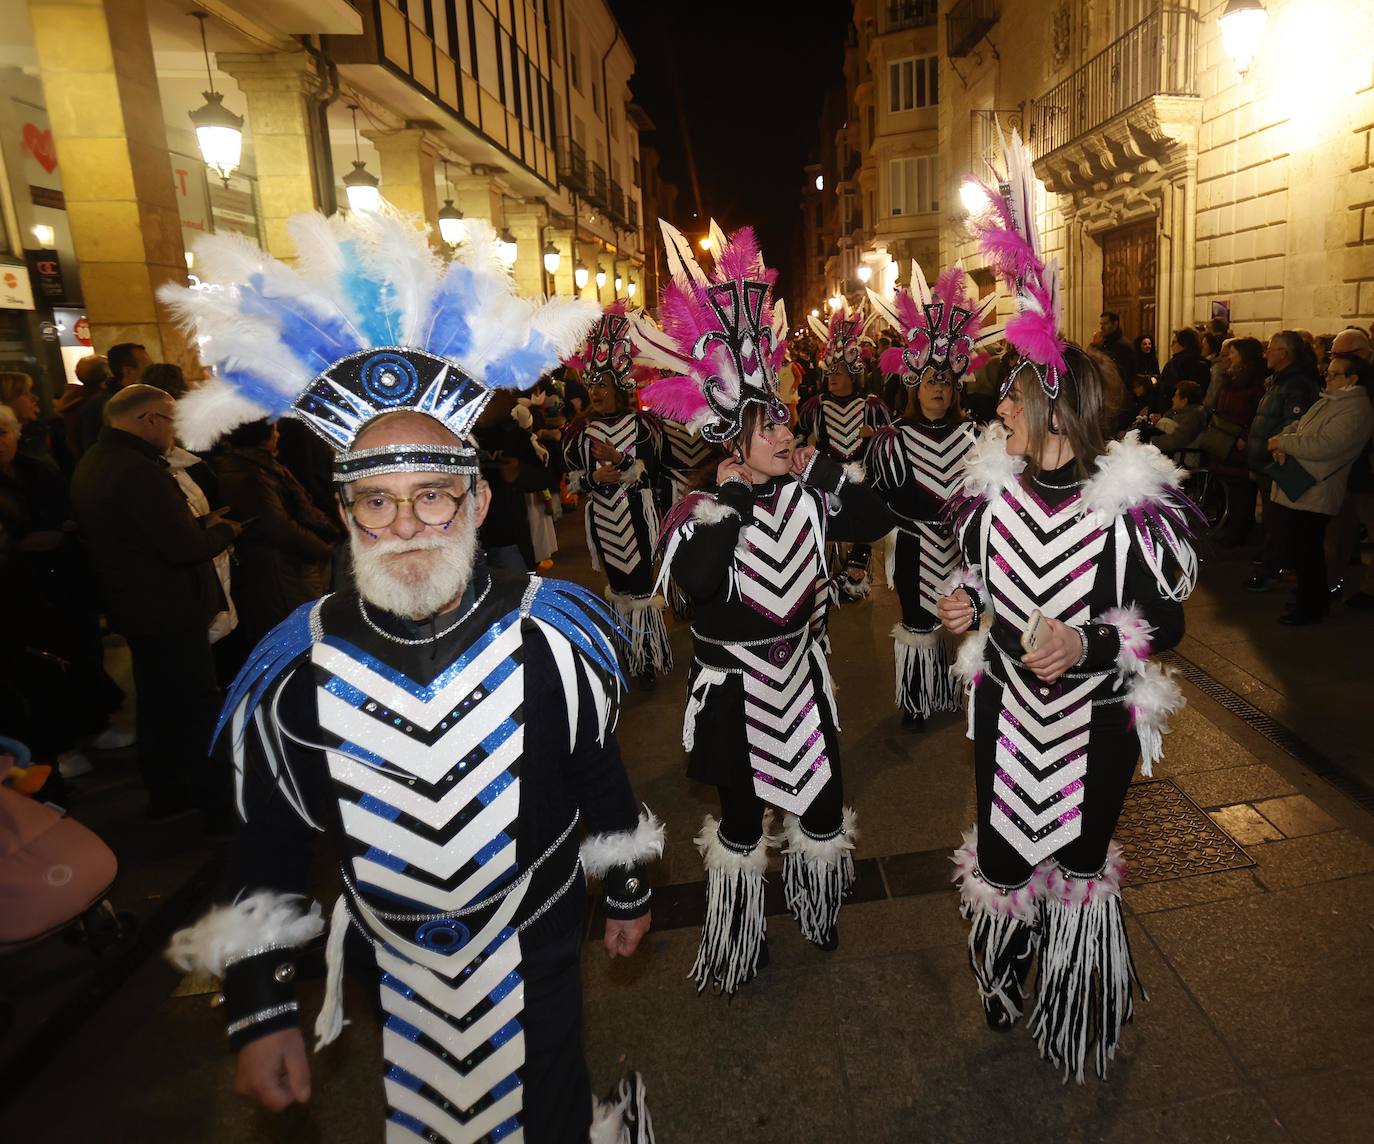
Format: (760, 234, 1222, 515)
(166, 891, 324, 978)
(604, 589, 674, 676)
(1124, 661, 1184, 778)
(683, 667, 729, 751)
(690, 814, 775, 995)
(1030, 843, 1142, 1083)
(580, 809, 667, 879)
(313, 893, 351, 1051)
(781, 808, 858, 945)
(590, 1072, 655, 1144)
(892, 625, 960, 718)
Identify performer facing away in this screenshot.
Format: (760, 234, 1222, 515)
(798, 303, 891, 597)
(635, 221, 893, 993)
(867, 262, 999, 728)
(938, 131, 1198, 1083)
(162, 213, 662, 1142)
(562, 304, 673, 687)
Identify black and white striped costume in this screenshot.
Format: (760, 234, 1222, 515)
(656, 455, 892, 993)
(656, 421, 714, 619)
(563, 412, 672, 677)
(945, 426, 1197, 1082)
(869, 416, 977, 719)
(168, 571, 662, 1141)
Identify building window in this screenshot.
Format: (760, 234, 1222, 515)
(569, 17, 582, 92)
(816, 235, 825, 257)
(889, 155, 939, 216)
(592, 80, 600, 116)
(888, 56, 938, 113)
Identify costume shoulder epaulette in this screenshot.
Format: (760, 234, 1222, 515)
(214, 596, 326, 749)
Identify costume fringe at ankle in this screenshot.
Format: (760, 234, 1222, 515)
(1028, 842, 1142, 1083)
(781, 808, 858, 944)
(892, 625, 960, 718)
(690, 815, 774, 995)
(604, 589, 673, 676)
(590, 1070, 655, 1143)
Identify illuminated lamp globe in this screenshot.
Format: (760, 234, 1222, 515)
(856, 264, 872, 284)
(542, 240, 561, 276)
(342, 161, 382, 213)
(497, 228, 519, 267)
(574, 261, 590, 290)
(595, 266, 607, 289)
(627, 278, 638, 299)
(190, 91, 244, 185)
(437, 200, 466, 245)
(1218, 0, 1267, 77)
(959, 180, 991, 215)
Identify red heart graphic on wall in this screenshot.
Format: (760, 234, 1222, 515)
(22, 123, 58, 173)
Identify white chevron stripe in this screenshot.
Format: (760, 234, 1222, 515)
(996, 754, 1088, 804)
(993, 512, 1105, 568)
(990, 805, 1082, 865)
(355, 839, 516, 911)
(383, 1041, 524, 1142)
(346, 781, 520, 881)
(377, 938, 521, 1018)
(999, 718, 1091, 770)
(327, 732, 522, 829)
(992, 776, 1086, 832)
(316, 626, 521, 730)
(384, 982, 524, 1065)
(1001, 669, 1102, 720)
(353, 876, 526, 976)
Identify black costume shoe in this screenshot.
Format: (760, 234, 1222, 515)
(983, 994, 1019, 1032)
(637, 669, 657, 693)
(808, 927, 839, 953)
(901, 710, 927, 733)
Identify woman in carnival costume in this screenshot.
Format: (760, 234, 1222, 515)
(161, 212, 660, 1142)
(562, 302, 673, 688)
(867, 261, 1000, 729)
(635, 220, 893, 993)
(797, 303, 892, 597)
(937, 131, 1200, 1082)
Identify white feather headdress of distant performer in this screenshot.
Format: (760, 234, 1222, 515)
(159, 209, 599, 482)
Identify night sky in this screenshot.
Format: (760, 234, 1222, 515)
(608, 0, 852, 301)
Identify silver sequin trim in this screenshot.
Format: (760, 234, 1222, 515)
(223, 943, 290, 970)
(355, 577, 493, 647)
(605, 889, 652, 911)
(226, 1002, 298, 1039)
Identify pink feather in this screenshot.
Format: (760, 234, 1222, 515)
(1005, 310, 1067, 373)
(891, 288, 921, 334)
(879, 346, 907, 375)
(933, 266, 969, 308)
(642, 374, 709, 422)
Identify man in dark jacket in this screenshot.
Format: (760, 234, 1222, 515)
(71, 384, 241, 819)
(1097, 311, 1139, 390)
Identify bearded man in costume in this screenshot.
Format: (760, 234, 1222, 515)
(164, 212, 662, 1142)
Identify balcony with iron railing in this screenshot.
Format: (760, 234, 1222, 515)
(587, 161, 608, 209)
(608, 180, 626, 226)
(946, 0, 999, 59)
(557, 137, 588, 194)
(626, 199, 639, 230)
(1030, 6, 1199, 166)
(882, 0, 937, 33)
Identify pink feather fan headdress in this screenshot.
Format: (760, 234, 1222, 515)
(631, 218, 789, 444)
(965, 125, 1068, 402)
(563, 299, 658, 392)
(806, 300, 876, 375)
(867, 260, 1000, 389)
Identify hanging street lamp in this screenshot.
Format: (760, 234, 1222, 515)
(188, 12, 244, 187)
(342, 105, 381, 212)
(437, 157, 466, 246)
(1218, 0, 1267, 78)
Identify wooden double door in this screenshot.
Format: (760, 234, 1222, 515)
(1101, 218, 1157, 345)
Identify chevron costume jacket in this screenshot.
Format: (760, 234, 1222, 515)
(796, 391, 891, 462)
(656, 456, 892, 809)
(171, 571, 661, 1142)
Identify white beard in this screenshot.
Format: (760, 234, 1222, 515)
(349, 504, 479, 619)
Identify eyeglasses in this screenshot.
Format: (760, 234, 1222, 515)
(346, 488, 465, 530)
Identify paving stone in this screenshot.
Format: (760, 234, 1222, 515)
(1253, 794, 1341, 839)
(1149, 703, 1264, 776)
(1209, 803, 1285, 844)
(1176, 763, 1297, 809)
(1249, 830, 1374, 890)
(1142, 874, 1374, 1079)
(1086, 1087, 1290, 1144)
(1123, 867, 1268, 914)
(1263, 1065, 1374, 1144)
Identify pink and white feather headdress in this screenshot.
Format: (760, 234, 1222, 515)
(867, 261, 1000, 389)
(966, 125, 1068, 402)
(631, 219, 788, 444)
(807, 301, 875, 376)
(563, 299, 657, 392)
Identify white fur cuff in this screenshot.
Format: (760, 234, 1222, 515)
(580, 809, 666, 878)
(167, 891, 325, 977)
(621, 459, 647, 484)
(782, 807, 858, 865)
(695, 813, 775, 873)
(693, 498, 739, 525)
(892, 623, 942, 651)
(842, 461, 866, 486)
(1097, 604, 1154, 678)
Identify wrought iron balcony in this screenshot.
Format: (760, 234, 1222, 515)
(556, 137, 588, 194)
(608, 179, 626, 226)
(626, 199, 639, 231)
(883, 0, 937, 33)
(946, 0, 999, 59)
(1031, 6, 1199, 163)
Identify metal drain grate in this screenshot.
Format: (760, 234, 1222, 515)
(1117, 778, 1254, 883)
(1159, 649, 1374, 814)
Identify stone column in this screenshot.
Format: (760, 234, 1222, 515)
(505, 202, 550, 300)
(217, 51, 325, 260)
(363, 128, 439, 240)
(452, 172, 503, 229)
(29, 0, 189, 364)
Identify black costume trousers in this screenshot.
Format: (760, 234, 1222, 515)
(717, 765, 845, 848)
(517, 920, 594, 1143)
(971, 674, 1138, 885)
(127, 630, 222, 811)
(892, 531, 938, 629)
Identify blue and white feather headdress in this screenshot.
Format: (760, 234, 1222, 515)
(160, 210, 598, 482)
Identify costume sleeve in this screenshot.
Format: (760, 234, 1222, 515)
(1076, 543, 1186, 672)
(166, 663, 330, 1050)
(867, 425, 905, 492)
(802, 454, 894, 543)
(659, 484, 754, 601)
(865, 395, 892, 429)
(562, 422, 592, 493)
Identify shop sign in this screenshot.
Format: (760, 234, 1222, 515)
(0, 264, 36, 310)
(25, 248, 65, 302)
(73, 316, 91, 346)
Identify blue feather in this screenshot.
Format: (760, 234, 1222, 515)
(337, 240, 396, 347)
(527, 579, 627, 687)
(424, 263, 477, 360)
(220, 367, 296, 417)
(213, 599, 320, 748)
(241, 275, 360, 373)
(484, 333, 558, 390)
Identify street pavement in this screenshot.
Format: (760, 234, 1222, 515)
(4, 514, 1373, 1143)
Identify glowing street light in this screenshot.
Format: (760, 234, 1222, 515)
(1219, 0, 1267, 77)
(828, 294, 844, 312)
(437, 157, 466, 246)
(187, 13, 244, 187)
(574, 261, 590, 290)
(542, 239, 561, 276)
(856, 264, 872, 284)
(809, 308, 820, 318)
(627, 278, 638, 299)
(595, 265, 607, 289)
(614, 273, 624, 293)
(815, 174, 824, 191)
(959, 180, 991, 216)
(341, 105, 381, 213)
(497, 227, 519, 267)
(698, 235, 712, 251)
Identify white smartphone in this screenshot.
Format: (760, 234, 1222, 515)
(1021, 609, 1048, 654)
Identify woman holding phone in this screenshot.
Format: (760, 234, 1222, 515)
(937, 131, 1200, 1082)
